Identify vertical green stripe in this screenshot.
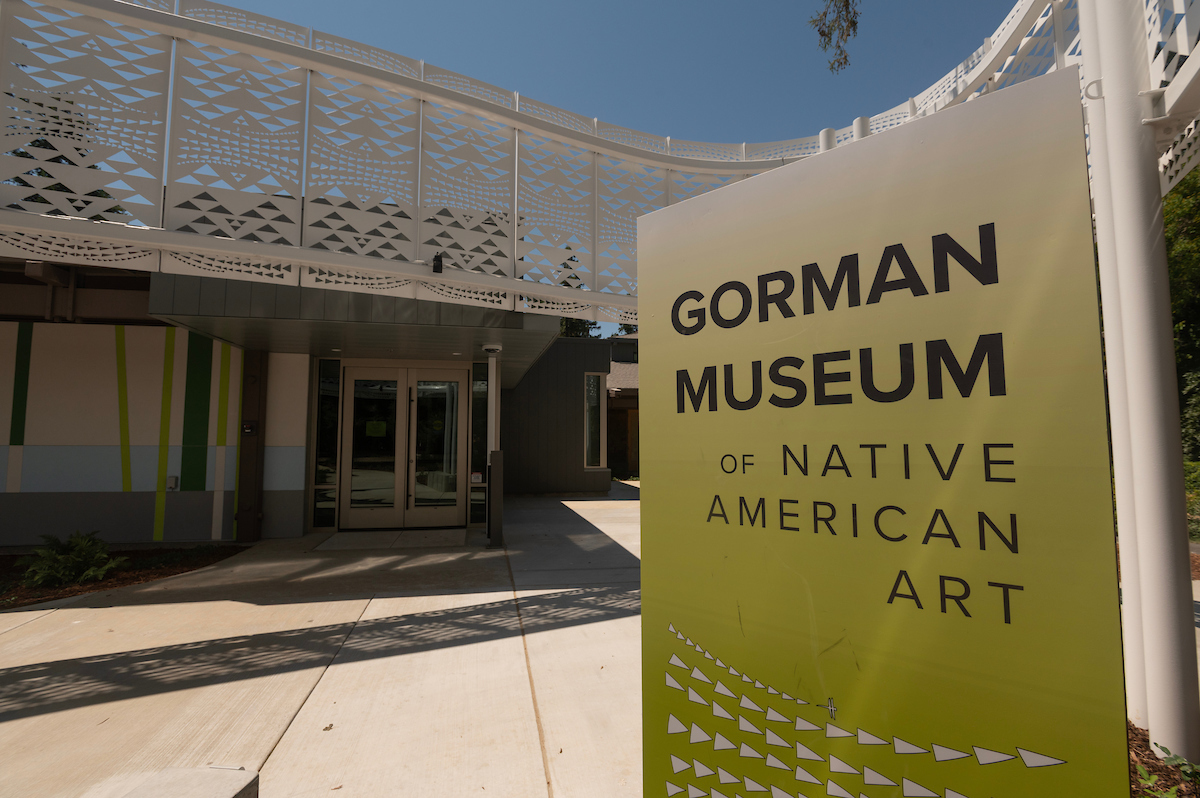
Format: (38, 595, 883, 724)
(153, 327, 176, 542)
(232, 352, 244, 540)
(115, 326, 132, 492)
(9, 321, 32, 446)
(180, 332, 213, 491)
(216, 344, 230, 447)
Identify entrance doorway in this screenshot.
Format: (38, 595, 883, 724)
(338, 365, 469, 529)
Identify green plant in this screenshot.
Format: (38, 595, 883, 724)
(1137, 763, 1180, 798)
(19, 532, 128, 588)
(1158, 744, 1200, 786)
(1184, 462, 1200, 541)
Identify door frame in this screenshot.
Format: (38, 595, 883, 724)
(338, 366, 408, 530)
(308, 358, 473, 532)
(404, 369, 471, 528)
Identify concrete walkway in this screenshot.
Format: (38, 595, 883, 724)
(0, 483, 642, 798)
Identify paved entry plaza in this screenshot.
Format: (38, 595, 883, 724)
(0, 484, 642, 798)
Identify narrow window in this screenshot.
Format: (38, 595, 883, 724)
(585, 373, 607, 468)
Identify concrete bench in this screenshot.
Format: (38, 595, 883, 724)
(121, 768, 258, 798)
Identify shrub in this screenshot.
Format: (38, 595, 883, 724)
(19, 532, 128, 588)
(1186, 463, 1200, 541)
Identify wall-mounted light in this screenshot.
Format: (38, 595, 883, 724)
(432, 251, 444, 274)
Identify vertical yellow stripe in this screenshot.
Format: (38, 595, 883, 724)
(216, 343, 230, 447)
(232, 351, 244, 540)
(115, 326, 132, 492)
(153, 327, 176, 541)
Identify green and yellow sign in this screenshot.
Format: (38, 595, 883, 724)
(639, 68, 1127, 798)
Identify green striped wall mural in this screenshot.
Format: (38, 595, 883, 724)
(8, 321, 31, 447)
(180, 332, 212, 492)
(0, 321, 249, 543)
(115, 326, 132, 492)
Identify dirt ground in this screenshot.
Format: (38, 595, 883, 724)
(0, 546, 247, 610)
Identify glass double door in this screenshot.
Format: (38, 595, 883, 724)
(339, 367, 468, 529)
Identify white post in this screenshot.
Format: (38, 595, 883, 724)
(1094, 0, 1200, 759)
(852, 117, 870, 141)
(1078, 0, 1148, 728)
(819, 128, 836, 152)
(487, 355, 498, 453)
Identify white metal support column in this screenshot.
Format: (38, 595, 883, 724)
(1078, 0, 1147, 728)
(1095, 0, 1200, 758)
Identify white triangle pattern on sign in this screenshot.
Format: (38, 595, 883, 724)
(691, 667, 712, 684)
(901, 778, 939, 797)
(740, 743, 763, 758)
(765, 729, 789, 747)
(687, 786, 706, 798)
(671, 755, 690, 773)
(715, 681, 737, 698)
(739, 716, 763, 734)
(711, 791, 729, 798)
(795, 765, 822, 784)
(934, 744, 970, 761)
(713, 702, 734, 720)
(770, 787, 794, 798)
(689, 688, 709, 706)
(740, 695, 764, 712)
(857, 729, 888, 745)
(715, 659, 726, 668)
(714, 733, 736, 750)
(729, 667, 740, 676)
(826, 724, 854, 738)
(829, 756, 858, 774)
(766, 708, 790, 723)
(744, 776, 768, 792)
(718, 767, 740, 784)
(670, 654, 688, 669)
(742, 674, 754, 683)
(668, 715, 687, 734)
(827, 781, 855, 798)
(669, 623, 677, 633)
(755, 681, 766, 689)
(687, 638, 694, 646)
(782, 693, 794, 701)
(863, 767, 896, 786)
(1017, 748, 1066, 768)
(796, 718, 821, 732)
(691, 724, 713, 744)
(768, 687, 779, 695)
(666, 782, 684, 796)
(973, 746, 1015, 765)
(894, 738, 929, 754)
(678, 633, 685, 640)
(694, 759, 715, 778)
(666, 673, 684, 690)
(795, 742, 824, 761)
(946, 790, 969, 798)
(767, 753, 790, 770)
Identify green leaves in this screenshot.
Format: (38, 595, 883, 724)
(19, 532, 128, 588)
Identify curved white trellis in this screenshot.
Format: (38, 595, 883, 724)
(0, 0, 1195, 323)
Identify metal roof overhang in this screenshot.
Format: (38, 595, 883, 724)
(148, 273, 561, 389)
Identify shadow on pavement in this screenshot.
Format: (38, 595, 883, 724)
(0, 584, 639, 723)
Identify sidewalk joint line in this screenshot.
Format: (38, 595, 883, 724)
(504, 545, 555, 798)
(257, 596, 373, 773)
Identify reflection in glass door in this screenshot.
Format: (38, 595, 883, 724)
(406, 370, 468, 527)
(339, 368, 406, 529)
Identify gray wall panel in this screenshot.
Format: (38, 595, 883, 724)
(0, 492, 158, 545)
(262, 490, 305, 538)
(163, 491, 215, 542)
(502, 338, 612, 495)
(225, 280, 252, 317)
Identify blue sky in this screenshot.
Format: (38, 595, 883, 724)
(220, 0, 1017, 144)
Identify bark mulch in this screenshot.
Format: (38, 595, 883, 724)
(1191, 551, 1200, 580)
(0, 546, 247, 611)
(1131, 720, 1200, 796)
